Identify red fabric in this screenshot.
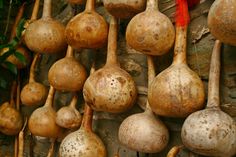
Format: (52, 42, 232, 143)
(175, 0, 189, 27)
(187, 0, 200, 8)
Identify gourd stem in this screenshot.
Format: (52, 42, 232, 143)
(82, 64, 95, 131)
(206, 40, 221, 108)
(30, 0, 40, 21)
(29, 53, 40, 83)
(69, 94, 78, 108)
(85, 0, 95, 11)
(172, 27, 187, 65)
(10, 2, 26, 40)
(10, 81, 17, 107)
(44, 86, 55, 107)
(146, 55, 155, 111)
(42, 0, 52, 18)
(66, 46, 74, 58)
(146, 0, 158, 11)
(105, 16, 119, 67)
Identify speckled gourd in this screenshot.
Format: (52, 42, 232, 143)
(21, 54, 48, 106)
(181, 40, 236, 157)
(126, 0, 175, 55)
(118, 56, 169, 153)
(56, 94, 82, 129)
(48, 45, 87, 92)
(65, 0, 108, 49)
(148, 0, 205, 117)
(83, 16, 137, 113)
(59, 66, 106, 157)
(24, 0, 67, 54)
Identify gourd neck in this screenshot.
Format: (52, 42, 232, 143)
(146, 55, 155, 112)
(69, 94, 78, 108)
(42, 0, 52, 18)
(82, 63, 96, 131)
(44, 86, 55, 108)
(172, 27, 187, 65)
(105, 16, 119, 67)
(85, 0, 95, 12)
(66, 46, 74, 58)
(146, 0, 158, 11)
(207, 40, 222, 109)
(30, 0, 40, 20)
(29, 53, 40, 83)
(81, 104, 93, 131)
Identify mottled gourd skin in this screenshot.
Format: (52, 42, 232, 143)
(65, 12, 108, 49)
(24, 18, 67, 54)
(118, 111, 169, 153)
(28, 106, 62, 138)
(20, 82, 47, 106)
(126, 10, 175, 55)
(48, 57, 87, 92)
(56, 106, 82, 129)
(181, 108, 236, 157)
(83, 66, 137, 113)
(0, 102, 23, 135)
(208, 0, 236, 46)
(59, 128, 106, 157)
(148, 64, 205, 117)
(103, 0, 146, 19)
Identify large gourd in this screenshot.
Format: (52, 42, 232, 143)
(148, 0, 205, 117)
(181, 40, 236, 157)
(83, 16, 137, 113)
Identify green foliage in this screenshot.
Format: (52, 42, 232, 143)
(0, 18, 27, 88)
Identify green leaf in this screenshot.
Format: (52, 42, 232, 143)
(14, 51, 26, 64)
(0, 43, 11, 50)
(2, 61, 17, 75)
(16, 18, 26, 39)
(0, 76, 7, 89)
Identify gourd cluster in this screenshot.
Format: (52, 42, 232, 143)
(0, 0, 236, 157)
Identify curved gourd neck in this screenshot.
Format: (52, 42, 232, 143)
(206, 40, 222, 109)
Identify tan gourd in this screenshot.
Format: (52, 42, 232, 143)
(28, 86, 62, 138)
(83, 16, 137, 113)
(59, 66, 106, 157)
(148, 0, 205, 117)
(56, 94, 82, 129)
(181, 40, 236, 157)
(103, 0, 146, 19)
(24, 0, 67, 54)
(20, 54, 48, 106)
(208, 0, 236, 46)
(118, 56, 169, 153)
(65, 0, 108, 49)
(1, 3, 31, 69)
(0, 82, 23, 135)
(126, 0, 175, 55)
(48, 45, 87, 92)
